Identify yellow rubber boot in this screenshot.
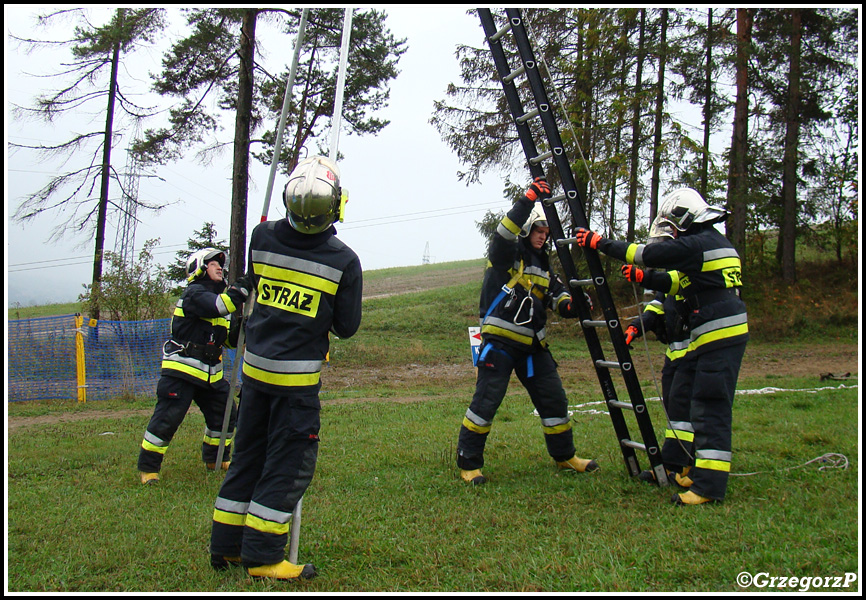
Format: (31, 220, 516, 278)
(206, 461, 231, 471)
(672, 490, 715, 506)
(140, 472, 160, 485)
(460, 469, 486, 485)
(247, 560, 317, 580)
(556, 456, 599, 473)
(674, 466, 693, 488)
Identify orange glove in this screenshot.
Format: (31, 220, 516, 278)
(624, 325, 640, 346)
(575, 227, 601, 249)
(525, 177, 551, 202)
(621, 264, 644, 283)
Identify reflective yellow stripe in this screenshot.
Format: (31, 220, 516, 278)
(213, 508, 246, 527)
(462, 416, 491, 434)
(702, 257, 741, 272)
(242, 361, 321, 388)
(203, 434, 232, 447)
(501, 216, 521, 236)
(481, 324, 534, 346)
(695, 458, 731, 472)
(690, 323, 749, 352)
(245, 513, 290, 535)
(625, 243, 639, 264)
(162, 360, 219, 383)
(141, 439, 168, 454)
(542, 422, 572, 435)
(665, 429, 695, 442)
(254, 263, 338, 295)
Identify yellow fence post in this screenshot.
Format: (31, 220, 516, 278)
(74, 314, 87, 403)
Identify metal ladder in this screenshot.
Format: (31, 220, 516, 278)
(478, 8, 669, 486)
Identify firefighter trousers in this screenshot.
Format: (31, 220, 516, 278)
(209, 383, 320, 566)
(668, 342, 746, 501)
(138, 375, 237, 473)
(457, 341, 576, 470)
(660, 357, 693, 472)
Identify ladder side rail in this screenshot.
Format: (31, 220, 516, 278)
(494, 9, 666, 482)
(480, 9, 641, 476)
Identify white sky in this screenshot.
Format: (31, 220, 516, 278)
(5, 6, 512, 306)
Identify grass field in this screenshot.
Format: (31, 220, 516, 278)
(6, 257, 861, 592)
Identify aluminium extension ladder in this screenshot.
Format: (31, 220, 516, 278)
(477, 8, 669, 486)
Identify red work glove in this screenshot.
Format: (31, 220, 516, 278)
(621, 264, 644, 284)
(525, 176, 551, 202)
(624, 325, 640, 346)
(575, 227, 601, 249)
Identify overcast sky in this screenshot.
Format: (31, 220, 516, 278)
(5, 6, 515, 307)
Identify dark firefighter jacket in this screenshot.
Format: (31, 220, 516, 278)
(161, 278, 246, 387)
(241, 219, 363, 394)
(598, 225, 748, 360)
(479, 197, 574, 352)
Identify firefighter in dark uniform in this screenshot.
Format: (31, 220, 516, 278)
(575, 188, 748, 505)
(456, 177, 599, 485)
(623, 267, 694, 488)
(137, 248, 249, 484)
(209, 156, 362, 580)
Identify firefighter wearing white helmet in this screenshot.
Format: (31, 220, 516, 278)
(575, 187, 748, 506)
(210, 156, 362, 580)
(138, 247, 250, 485)
(456, 176, 599, 487)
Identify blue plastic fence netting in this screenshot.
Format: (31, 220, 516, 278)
(8, 315, 79, 402)
(8, 315, 243, 402)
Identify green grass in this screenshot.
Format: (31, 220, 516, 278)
(7, 382, 859, 592)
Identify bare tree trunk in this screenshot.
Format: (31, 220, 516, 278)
(229, 9, 257, 280)
(91, 8, 124, 321)
(726, 8, 752, 259)
(649, 8, 668, 225)
(626, 9, 645, 242)
(700, 9, 713, 198)
(780, 8, 802, 283)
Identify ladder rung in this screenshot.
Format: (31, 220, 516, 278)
(489, 21, 512, 42)
(581, 320, 607, 328)
(503, 64, 525, 83)
(621, 439, 647, 452)
(555, 237, 576, 247)
(569, 278, 593, 287)
(516, 108, 539, 123)
(529, 150, 552, 165)
(595, 360, 622, 370)
(542, 193, 566, 206)
(608, 400, 633, 411)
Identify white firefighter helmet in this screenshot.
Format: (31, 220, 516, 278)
(649, 188, 728, 237)
(283, 156, 342, 234)
(520, 204, 549, 237)
(186, 248, 226, 282)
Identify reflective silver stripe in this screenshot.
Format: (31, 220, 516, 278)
(215, 295, 232, 316)
(144, 431, 168, 447)
(162, 353, 223, 376)
(465, 409, 493, 428)
(242, 350, 322, 375)
(204, 426, 228, 438)
(482, 317, 535, 339)
(523, 264, 549, 279)
(703, 248, 739, 261)
(536, 327, 546, 342)
(249, 501, 291, 524)
(541, 416, 570, 427)
(633, 244, 647, 266)
(497, 222, 519, 241)
(215, 496, 250, 515)
(552, 291, 570, 306)
(251, 250, 343, 284)
(690, 313, 749, 338)
(696, 449, 732, 462)
(669, 421, 694, 433)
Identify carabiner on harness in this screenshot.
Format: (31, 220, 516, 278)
(163, 339, 187, 357)
(513, 283, 535, 326)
